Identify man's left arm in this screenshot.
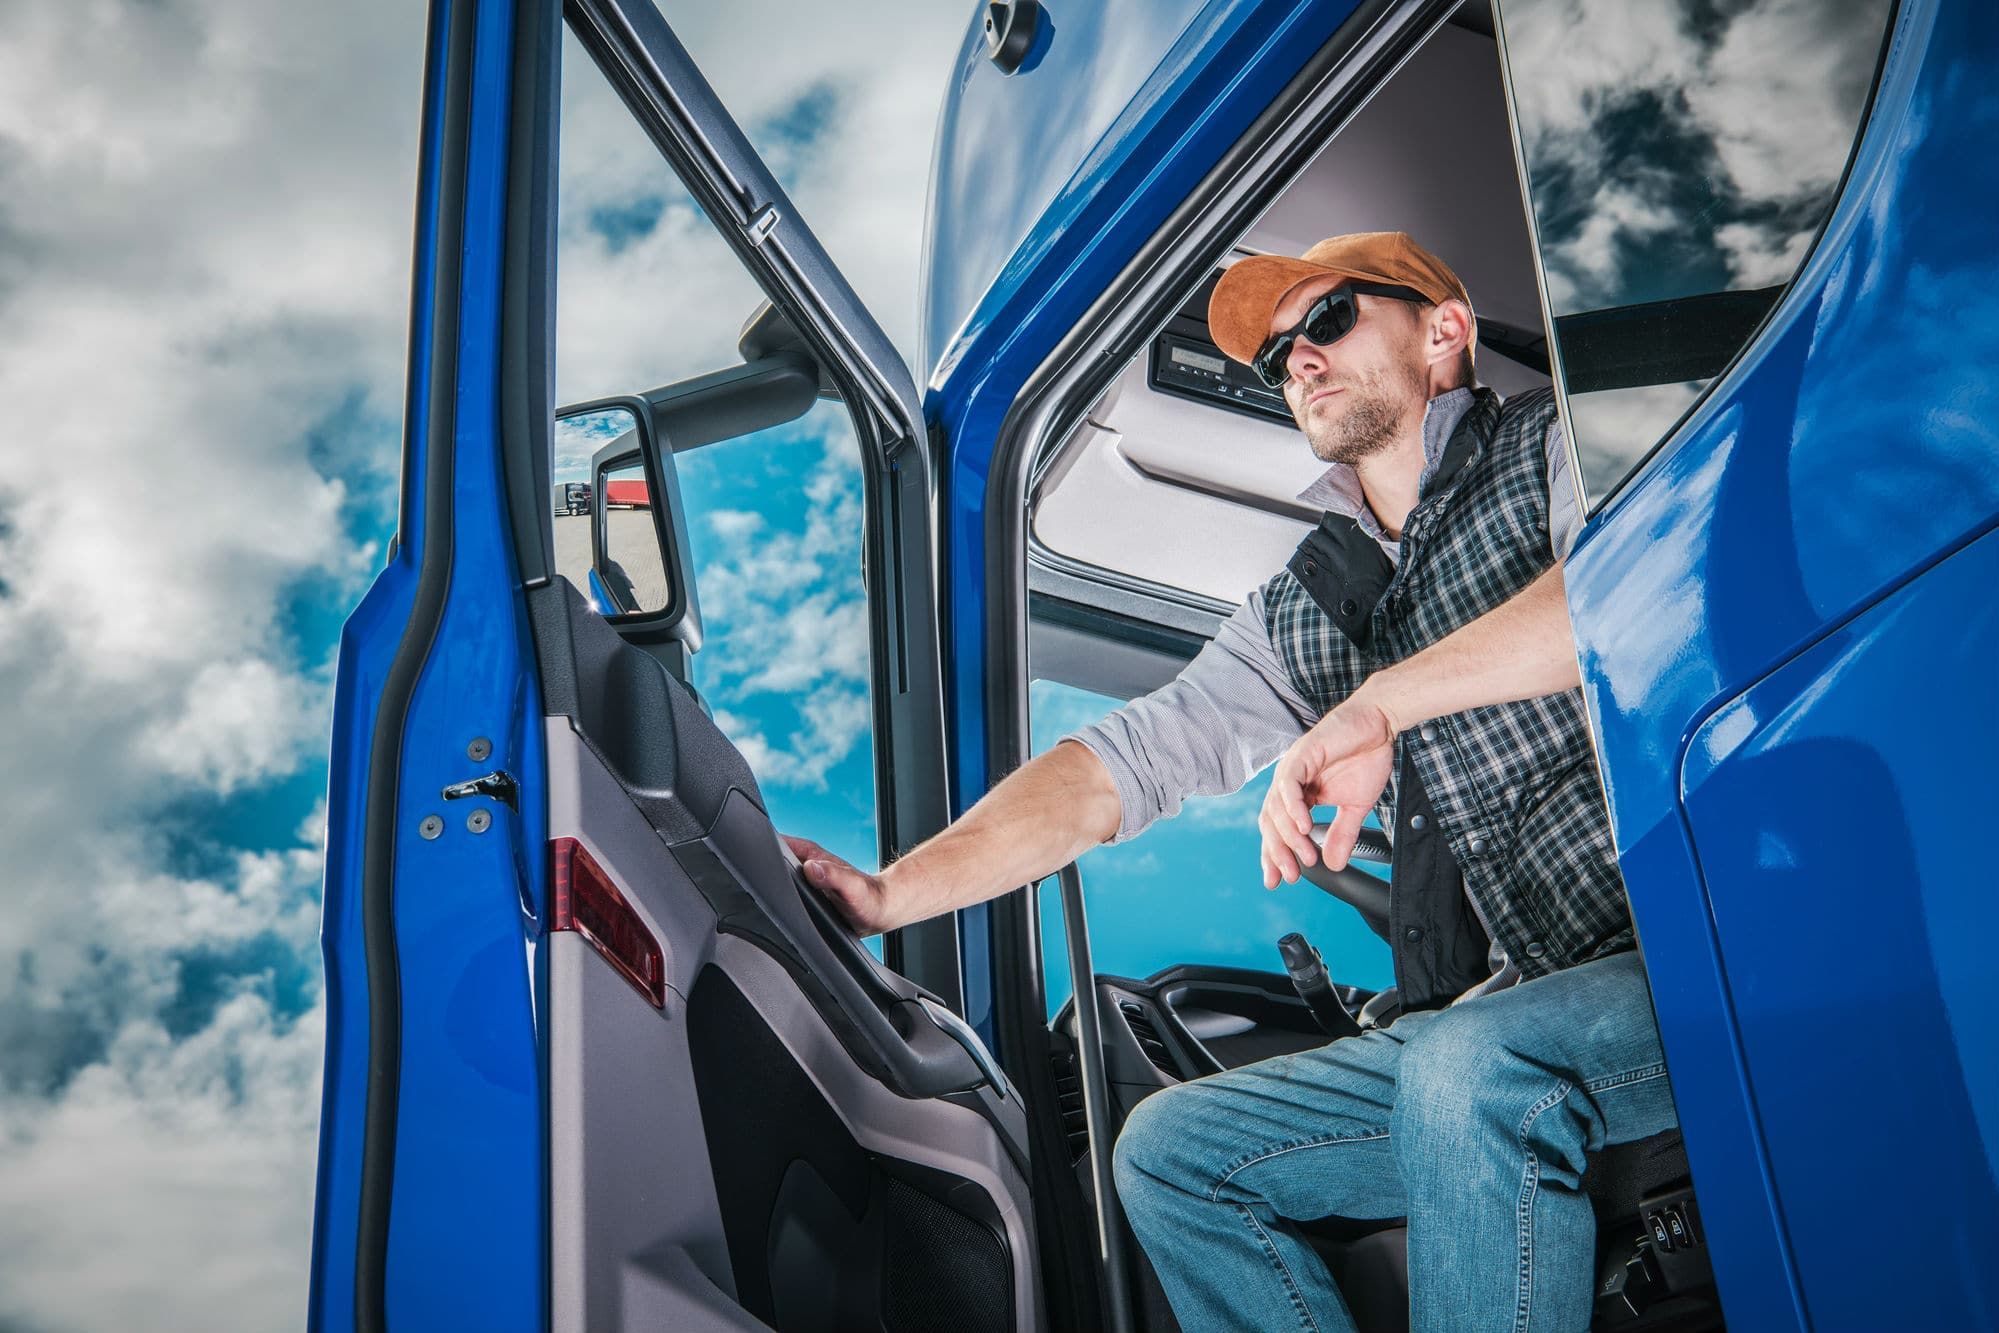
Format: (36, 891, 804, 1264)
(1257, 563, 1581, 885)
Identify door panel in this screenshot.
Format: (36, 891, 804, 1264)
(535, 0, 1046, 1319)
(538, 581, 1039, 1330)
(1680, 527, 1999, 1331)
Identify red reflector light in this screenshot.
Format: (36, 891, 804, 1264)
(549, 837, 665, 1009)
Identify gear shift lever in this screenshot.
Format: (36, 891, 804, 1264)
(1278, 932, 1362, 1039)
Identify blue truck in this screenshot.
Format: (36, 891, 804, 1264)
(309, 1, 1999, 1329)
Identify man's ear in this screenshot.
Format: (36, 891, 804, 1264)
(1426, 298, 1474, 368)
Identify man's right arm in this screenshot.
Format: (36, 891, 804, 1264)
(792, 586, 1312, 934)
(788, 738, 1123, 934)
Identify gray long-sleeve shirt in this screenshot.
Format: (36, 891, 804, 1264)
(1066, 388, 1580, 841)
(1062, 389, 1580, 1011)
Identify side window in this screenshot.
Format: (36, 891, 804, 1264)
(1029, 679, 1392, 1018)
(673, 406, 878, 871)
(1494, 0, 1896, 505)
(553, 28, 880, 883)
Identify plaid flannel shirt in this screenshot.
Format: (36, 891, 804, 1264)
(1263, 387, 1633, 981)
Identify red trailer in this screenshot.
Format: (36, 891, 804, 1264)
(602, 478, 650, 509)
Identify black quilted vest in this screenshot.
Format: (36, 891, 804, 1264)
(1263, 388, 1632, 1011)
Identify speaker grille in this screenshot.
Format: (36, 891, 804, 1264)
(881, 1175, 1011, 1333)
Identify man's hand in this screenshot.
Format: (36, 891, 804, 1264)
(782, 835, 897, 935)
(1257, 565, 1582, 887)
(776, 741, 1119, 942)
(1259, 695, 1397, 887)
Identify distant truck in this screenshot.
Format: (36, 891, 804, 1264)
(556, 482, 591, 516)
(602, 478, 650, 509)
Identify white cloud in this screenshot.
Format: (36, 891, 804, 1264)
(707, 508, 765, 540)
(1507, 0, 1887, 313)
(692, 426, 875, 787)
(0, 1, 410, 1328)
(1542, 184, 1678, 310)
(553, 3, 969, 402)
(138, 657, 333, 795)
(0, 993, 324, 1333)
(1715, 221, 1817, 291)
(1689, 0, 1883, 208)
(1565, 379, 1707, 498)
(712, 680, 869, 790)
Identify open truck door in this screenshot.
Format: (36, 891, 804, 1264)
(309, 1, 1038, 1328)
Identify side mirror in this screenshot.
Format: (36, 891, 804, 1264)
(550, 328, 822, 657)
(552, 398, 702, 654)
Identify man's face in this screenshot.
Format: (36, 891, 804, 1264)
(1271, 275, 1430, 466)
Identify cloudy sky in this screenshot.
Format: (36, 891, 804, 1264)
(0, 2, 971, 1328)
(1500, 0, 1892, 498)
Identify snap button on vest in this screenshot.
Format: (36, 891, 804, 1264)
(1339, 597, 1358, 616)
(1409, 814, 1427, 830)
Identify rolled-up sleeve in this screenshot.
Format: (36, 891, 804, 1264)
(1545, 416, 1583, 560)
(1062, 586, 1317, 843)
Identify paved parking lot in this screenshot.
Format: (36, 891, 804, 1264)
(552, 510, 671, 612)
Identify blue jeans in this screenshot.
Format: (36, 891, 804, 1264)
(1112, 951, 1678, 1332)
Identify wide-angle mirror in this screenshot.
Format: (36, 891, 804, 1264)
(553, 403, 673, 619)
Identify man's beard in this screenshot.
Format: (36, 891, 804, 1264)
(1295, 362, 1424, 465)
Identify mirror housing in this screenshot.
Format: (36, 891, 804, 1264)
(552, 397, 703, 661)
(641, 350, 823, 452)
(552, 337, 826, 665)
(735, 301, 838, 399)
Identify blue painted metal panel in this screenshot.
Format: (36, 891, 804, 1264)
(310, 572, 418, 1331)
(380, 0, 547, 1326)
(928, 0, 1367, 1043)
(308, 0, 453, 1319)
(311, 0, 548, 1327)
(1564, 0, 1999, 1324)
(921, 0, 1215, 377)
(1681, 527, 1999, 1332)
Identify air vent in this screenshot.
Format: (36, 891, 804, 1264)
(1119, 1001, 1179, 1076)
(1049, 1048, 1089, 1162)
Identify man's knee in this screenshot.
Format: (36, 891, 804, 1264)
(1394, 1008, 1489, 1123)
(1111, 1081, 1214, 1209)
(1391, 1005, 1590, 1178)
(1111, 1085, 1174, 1200)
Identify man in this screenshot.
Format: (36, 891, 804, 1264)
(787, 232, 1676, 1331)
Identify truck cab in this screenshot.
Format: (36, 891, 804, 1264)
(309, 1, 1999, 1329)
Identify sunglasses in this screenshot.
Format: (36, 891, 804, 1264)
(1251, 281, 1431, 389)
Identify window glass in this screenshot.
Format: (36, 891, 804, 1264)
(1029, 679, 1392, 1020)
(554, 28, 881, 908)
(673, 404, 879, 882)
(1494, 0, 1894, 504)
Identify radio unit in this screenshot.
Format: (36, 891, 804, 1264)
(1147, 270, 1296, 426)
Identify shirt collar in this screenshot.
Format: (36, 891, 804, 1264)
(1294, 387, 1478, 540)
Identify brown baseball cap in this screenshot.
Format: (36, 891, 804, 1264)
(1207, 231, 1474, 366)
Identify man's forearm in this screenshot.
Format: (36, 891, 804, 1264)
(876, 739, 1122, 930)
(1360, 565, 1581, 732)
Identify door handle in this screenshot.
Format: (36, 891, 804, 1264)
(916, 995, 1013, 1100)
